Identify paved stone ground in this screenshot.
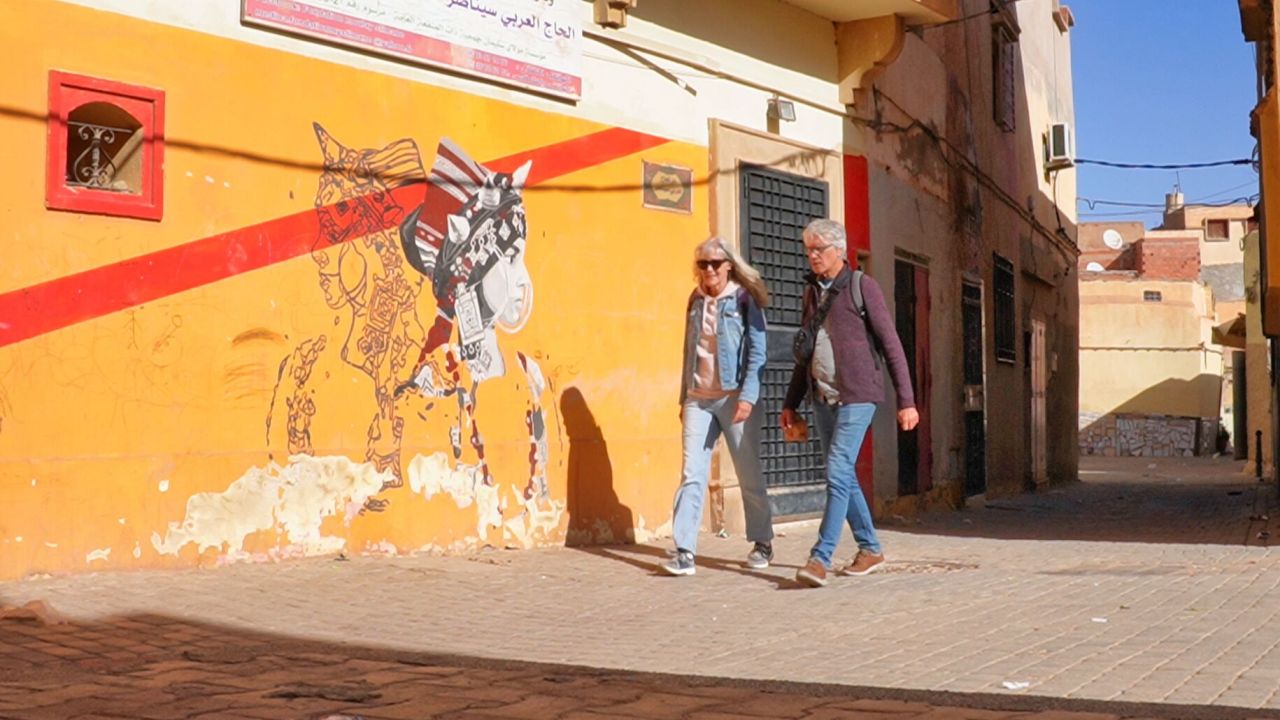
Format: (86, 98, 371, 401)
(0, 456, 1278, 719)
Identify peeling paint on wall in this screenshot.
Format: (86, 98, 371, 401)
(151, 454, 391, 557)
(407, 452, 504, 539)
(85, 548, 111, 563)
(502, 492, 564, 549)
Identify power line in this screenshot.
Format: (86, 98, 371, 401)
(917, 0, 1025, 31)
(1078, 194, 1258, 211)
(1191, 180, 1258, 202)
(1076, 158, 1253, 170)
(860, 87, 1076, 256)
(1079, 210, 1168, 218)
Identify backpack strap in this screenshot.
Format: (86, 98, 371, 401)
(850, 270, 884, 370)
(850, 270, 866, 318)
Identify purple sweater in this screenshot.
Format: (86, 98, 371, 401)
(784, 265, 916, 410)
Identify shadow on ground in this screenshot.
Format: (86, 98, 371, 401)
(0, 608, 1276, 719)
(889, 456, 1278, 546)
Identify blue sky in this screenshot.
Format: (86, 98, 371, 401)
(1069, 0, 1259, 227)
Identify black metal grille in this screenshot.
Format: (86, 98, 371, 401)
(757, 365, 827, 487)
(962, 281, 986, 495)
(741, 167, 827, 328)
(994, 254, 1015, 363)
(962, 283, 983, 385)
(740, 165, 828, 491)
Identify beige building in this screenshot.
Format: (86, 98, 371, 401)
(1077, 200, 1258, 457)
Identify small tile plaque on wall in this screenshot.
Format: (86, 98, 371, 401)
(642, 161, 692, 214)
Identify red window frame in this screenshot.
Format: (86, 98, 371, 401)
(46, 71, 165, 221)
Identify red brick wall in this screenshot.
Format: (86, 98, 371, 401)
(1078, 221, 1144, 272)
(1134, 235, 1201, 281)
(1079, 247, 1135, 272)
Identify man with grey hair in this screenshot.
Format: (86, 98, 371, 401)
(782, 218, 918, 588)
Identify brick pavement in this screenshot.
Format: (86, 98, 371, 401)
(0, 456, 1278, 719)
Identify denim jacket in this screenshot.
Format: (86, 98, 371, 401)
(679, 287, 768, 406)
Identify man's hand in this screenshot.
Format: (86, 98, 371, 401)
(898, 407, 920, 431)
(781, 408, 800, 430)
(732, 401, 753, 424)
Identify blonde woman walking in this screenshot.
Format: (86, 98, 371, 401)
(662, 237, 773, 576)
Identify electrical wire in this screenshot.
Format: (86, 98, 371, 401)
(1078, 194, 1258, 211)
(1191, 180, 1259, 202)
(1076, 158, 1253, 170)
(917, 0, 1025, 31)
(857, 87, 1076, 257)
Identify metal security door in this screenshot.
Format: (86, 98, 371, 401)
(740, 165, 829, 516)
(962, 282, 987, 496)
(895, 261, 919, 496)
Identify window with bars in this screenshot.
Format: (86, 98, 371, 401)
(46, 71, 165, 221)
(994, 254, 1015, 363)
(991, 3, 1019, 133)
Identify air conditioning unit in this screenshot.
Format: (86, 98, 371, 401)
(1045, 122, 1074, 170)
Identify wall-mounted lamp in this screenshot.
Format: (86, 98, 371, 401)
(594, 0, 637, 29)
(767, 97, 796, 122)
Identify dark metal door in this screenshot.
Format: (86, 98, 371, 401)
(895, 260, 932, 496)
(739, 165, 829, 516)
(895, 261, 919, 496)
(962, 282, 986, 496)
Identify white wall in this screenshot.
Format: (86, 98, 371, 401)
(59, 0, 847, 150)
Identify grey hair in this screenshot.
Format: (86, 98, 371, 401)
(693, 236, 770, 308)
(803, 218, 847, 253)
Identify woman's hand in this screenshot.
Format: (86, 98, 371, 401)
(733, 401, 753, 424)
(898, 407, 920, 431)
(780, 408, 799, 429)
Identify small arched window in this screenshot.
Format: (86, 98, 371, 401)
(46, 71, 165, 220)
(66, 102, 143, 194)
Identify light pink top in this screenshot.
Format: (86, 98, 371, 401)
(687, 280, 739, 401)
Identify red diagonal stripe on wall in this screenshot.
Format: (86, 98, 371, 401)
(0, 128, 669, 349)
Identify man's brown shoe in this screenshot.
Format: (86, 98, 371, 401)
(839, 550, 885, 576)
(795, 557, 828, 587)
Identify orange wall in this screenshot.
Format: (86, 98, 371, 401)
(0, 1, 707, 578)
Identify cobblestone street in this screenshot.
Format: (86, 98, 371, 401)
(1, 456, 1277, 719)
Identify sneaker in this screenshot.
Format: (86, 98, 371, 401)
(745, 542, 773, 569)
(661, 550, 696, 576)
(795, 557, 828, 587)
(839, 550, 885, 576)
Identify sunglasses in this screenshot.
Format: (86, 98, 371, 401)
(696, 259, 729, 271)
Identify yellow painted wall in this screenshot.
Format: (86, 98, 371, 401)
(0, 1, 709, 578)
(1244, 230, 1273, 465)
(1079, 279, 1221, 418)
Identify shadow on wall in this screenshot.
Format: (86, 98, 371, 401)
(560, 386, 633, 546)
(1079, 375, 1224, 457)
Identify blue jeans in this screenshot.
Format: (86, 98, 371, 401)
(810, 401, 880, 566)
(672, 395, 773, 554)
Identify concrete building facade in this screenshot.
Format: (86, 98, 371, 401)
(0, 0, 1078, 579)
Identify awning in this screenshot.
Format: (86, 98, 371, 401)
(1213, 313, 1247, 349)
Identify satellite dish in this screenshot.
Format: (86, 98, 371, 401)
(1102, 229, 1124, 250)
(1085, 262, 1105, 272)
